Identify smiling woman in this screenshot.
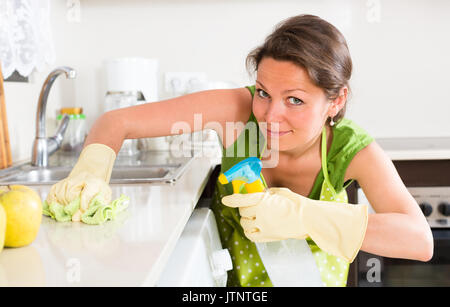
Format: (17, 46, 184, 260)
(209, 14, 433, 287)
(250, 58, 344, 154)
(47, 13, 433, 288)
(246, 14, 352, 127)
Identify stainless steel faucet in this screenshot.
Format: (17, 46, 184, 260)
(31, 66, 77, 167)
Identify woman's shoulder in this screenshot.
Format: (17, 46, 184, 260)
(330, 118, 374, 156)
(217, 87, 255, 149)
(326, 118, 374, 189)
(334, 118, 372, 138)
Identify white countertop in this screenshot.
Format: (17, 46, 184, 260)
(376, 137, 450, 160)
(0, 156, 217, 286)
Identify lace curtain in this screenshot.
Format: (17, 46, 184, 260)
(0, 0, 55, 79)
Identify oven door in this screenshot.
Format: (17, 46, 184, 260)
(356, 229, 450, 287)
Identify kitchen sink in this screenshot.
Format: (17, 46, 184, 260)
(0, 159, 194, 186)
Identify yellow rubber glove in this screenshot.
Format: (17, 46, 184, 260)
(222, 187, 368, 263)
(45, 144, 116, 221)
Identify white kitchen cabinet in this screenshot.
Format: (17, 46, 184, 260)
(157, 208, 232, 287)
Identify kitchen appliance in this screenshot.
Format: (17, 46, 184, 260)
(351, 153, 450, 287)
(104, 57, 168, 154)
(412, 187, 450, 229)
(105, 57, 158, 103)
(157, 208, 233, 286)
(167, 79, 234, 161)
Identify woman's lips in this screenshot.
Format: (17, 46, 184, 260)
(266, 128, 293, 137)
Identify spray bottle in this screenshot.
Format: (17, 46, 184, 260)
(218, 157, 266, 194)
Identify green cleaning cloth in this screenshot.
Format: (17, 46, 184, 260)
(43, 193, 129, 225)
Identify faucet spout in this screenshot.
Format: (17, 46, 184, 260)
(35, 67, 77, 138)
(31, 66, 77, 167)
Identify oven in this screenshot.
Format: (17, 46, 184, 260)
(347, 158, 450, 287)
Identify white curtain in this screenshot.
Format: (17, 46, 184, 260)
(0, 0, 55, 78)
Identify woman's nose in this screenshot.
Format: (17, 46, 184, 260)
(265, 99, 285, 123)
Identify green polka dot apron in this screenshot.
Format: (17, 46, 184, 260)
(305, 126, 350, 287)
(211, 123, 351, 287)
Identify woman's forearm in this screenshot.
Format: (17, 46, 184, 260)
(83, 110, 127, 155)
(360, 212, 434, 262)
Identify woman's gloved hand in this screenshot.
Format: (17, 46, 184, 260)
(45, 143, 116, 221)
(46, 172, 112, 211)
(222, 187, 368, 262)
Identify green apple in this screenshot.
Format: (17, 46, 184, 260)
(0, 185, 42, 248)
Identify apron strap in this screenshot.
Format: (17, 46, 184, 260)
(321, 126, 337, 196)
(259, 131, 269, 189)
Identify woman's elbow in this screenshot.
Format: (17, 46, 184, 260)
(84, 110, 127, 153)
(417, 226, 434, 262)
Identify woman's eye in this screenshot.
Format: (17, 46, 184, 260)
(256, 89, 269, 99)
(288, 97, 304, 105)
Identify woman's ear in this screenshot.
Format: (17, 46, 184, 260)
(328, 87, 348, 117)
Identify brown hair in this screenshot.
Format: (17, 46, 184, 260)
(246, 14, 352, 125)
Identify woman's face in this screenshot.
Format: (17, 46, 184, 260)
(252, 57, 334, 155)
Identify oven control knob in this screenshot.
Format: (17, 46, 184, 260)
(419, 202, 433, 217)
(438, 202, 450, 217)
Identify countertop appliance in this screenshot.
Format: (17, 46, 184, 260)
(166, 79, 235, 162)
(104, 57, 158, 103)
(104, 57, 168, 154)
(350, 137, 450, 287)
